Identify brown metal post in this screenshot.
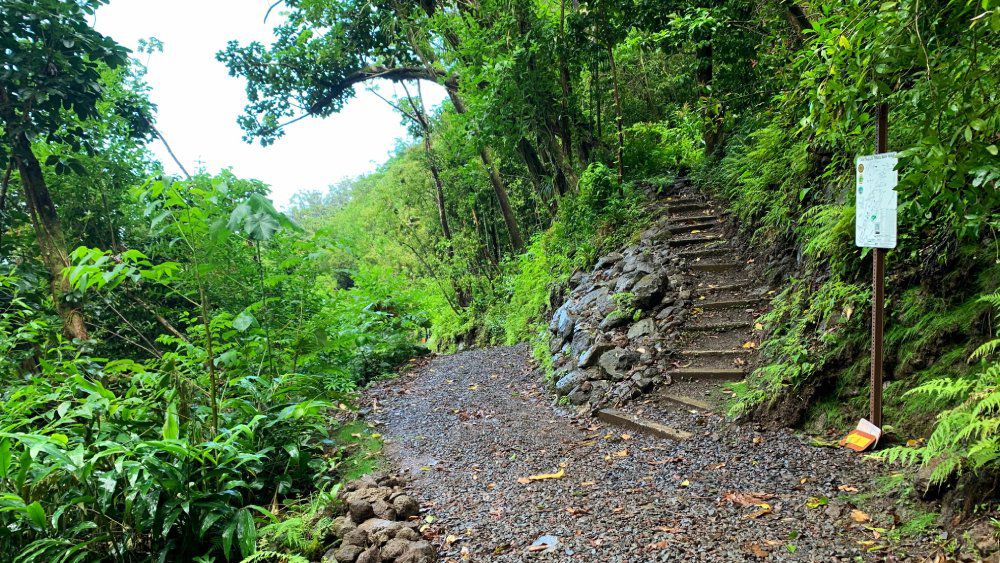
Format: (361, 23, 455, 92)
(870, 103, 888, 428)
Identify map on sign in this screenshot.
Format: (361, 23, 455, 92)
(855, 152, 898, 249)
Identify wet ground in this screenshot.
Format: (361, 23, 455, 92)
(363, 345, 938, 562)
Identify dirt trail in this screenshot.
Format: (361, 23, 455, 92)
(363, 345, 932, 562)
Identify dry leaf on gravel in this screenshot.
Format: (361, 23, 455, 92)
(720, 491, 775, 507)
(745, 542, 770, 558)
(838, 484, 859, 492)
(648, 540, 672, 550)
(565, 507, 589, 516)
(850, 509, 870, 523)
(746, 503, 773, 519)
(805, 496, 829, 509)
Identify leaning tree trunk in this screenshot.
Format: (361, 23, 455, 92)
(444, 84, 525, 251)
(12, 132, 88, 340)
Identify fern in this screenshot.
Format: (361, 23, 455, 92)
(874, 293, 1000, 484)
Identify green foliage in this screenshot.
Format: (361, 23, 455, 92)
(875, 293, 1000, 485)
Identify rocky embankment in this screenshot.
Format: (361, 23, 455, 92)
(324, 472, 437, 563)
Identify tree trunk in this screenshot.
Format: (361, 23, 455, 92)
(696, 41, 723, 156)
(444, 84, 525, 251)
(607, 45, 625, 184)
(782, 1, 812, 43)
(424, 135, 454, 252)
(11, 132, 88, 340)
(517, 137, 554, 212)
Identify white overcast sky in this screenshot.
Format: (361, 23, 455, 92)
(94, 0, 446, 209)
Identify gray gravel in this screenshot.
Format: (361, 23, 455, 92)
(363, 345, 935, 562)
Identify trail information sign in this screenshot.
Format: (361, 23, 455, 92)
(855, 152, 898, 249)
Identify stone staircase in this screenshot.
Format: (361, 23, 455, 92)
(598, 191, 769, 439)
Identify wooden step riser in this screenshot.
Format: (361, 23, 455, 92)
(669, 236, 724, 247)
(678, 248, 727, 259)
(657, 393, 713, 412)
(681, 350, 752, 357)
(667, 221, 719, 234)
(689, 263, 742, 273)
(684, 322, 754, 332)
(596, 408, 692, 441)
(671, 371, 745, 382)
(697, 299, 760, 311)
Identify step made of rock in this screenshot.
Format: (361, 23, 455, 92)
(596, 408, 693, 441)
(670, 367, 745, 382)
(682, 349, 751, 357)
(669, 214, 721, 226)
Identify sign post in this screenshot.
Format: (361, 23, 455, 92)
(842, 103, 895, 451)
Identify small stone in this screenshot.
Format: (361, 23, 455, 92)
(348, 500, 375, 523)
(599, 312, 631, 331)
(555, 370, 586, 395)
(632, 273, 667, 308)
(594, 252, 623, 270)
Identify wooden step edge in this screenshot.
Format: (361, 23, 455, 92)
(670, 368, 746, 381)
(694, 281, 752, 293)
(689, 262, 742, 272)
(697, 298, 761, 310)
(677, 247, 727, 258)
(681, 349, 752, 357)
(667, 222, 719, 234)
(596, 408, 693, 441)
(657, 392, 714, 412)
(668, 236, 724, 247)
(669, 202, 715, 212)
(684, 321, 754, 332)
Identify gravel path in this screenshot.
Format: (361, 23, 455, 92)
(364, 345, 931, 562)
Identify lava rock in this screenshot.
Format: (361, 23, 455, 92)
(555, 370, 587, 395)
(348, 499, 375, 523)
(632, 273, 667, 308)
(579, 343, 614, 368)
(627, 318, 656, 339)
(392, 494, 420, 519)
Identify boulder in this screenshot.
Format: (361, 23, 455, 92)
(348, 500, 375, 523)
(343, 528, 369, 547)
(627, 318, 656, 339)
(599, 312, 631, 331)
(555, 370, 587, 395)
(395, 527, 420, 541)
(382, 538, 411, 560)
(396, 540, 437, 563)
(356, 546, 380, 563)
(569, 329, 595, 359)
(332, 515, 357, 538)
(358, 518, 405, 539)
(391, 494, 420, 519)
(372, 499, 397, 520)
(598, 348, 638, 380)
(331, 544, 365, 563)
(566, 386, 589, 405)
(578, 343, 614, 368)
(632, 273, 667, 309)
(594, 252, 623, 270)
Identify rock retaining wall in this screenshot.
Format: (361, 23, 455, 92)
(546, 213, 691, 409)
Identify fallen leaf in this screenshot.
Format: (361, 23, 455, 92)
(522, 463, 568, 482)
(445, 534, 459, 546)
(580, 481, 596, 487)
(621, 433, 633, 441)
(805, 496, 829, 509)
(707, 462, 727, 470)
(747, 503, 772, 519)
(752, 435, 764, 445)
(516, 477, 531, 484)
(648, 540, 671, 549)
(680, 480, 691, 487)
(799, 477, 809, 484)
(468, 384, 479, 391)
(742, 341, 757, 349)
(850, 509, 870, 523)
(754, 322, 764, 330)
(745, 542, 769, 558)
(721, 491, 775, 507)
(837, 484, 859, 492)
(566, 507, 590, 516)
